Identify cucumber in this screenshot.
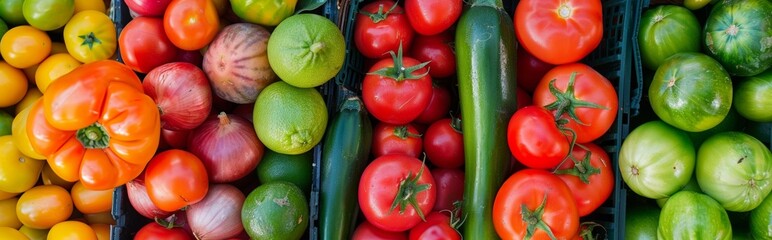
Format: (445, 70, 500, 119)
(455, 0, 518, 239)
(318, 96, 373, 240)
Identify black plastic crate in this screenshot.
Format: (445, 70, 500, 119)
(321, 0, 640, 239)
(109, 1, 339, 239)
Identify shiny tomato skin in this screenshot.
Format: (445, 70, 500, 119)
(134, 222, 193, 240)
(514, 0, 603, 65)
(163, 0, 219, 51)
(516, 46, 554, 93)
(404, 0, 461, 36)
(358, 155, 436, 232)
(533, 63, 618, 144)
(555, 143, 614, 217)
(430, 168, 464, 213)
(362, 56, 433, 125)
(408, 211, 461, 240)
(119, 17, 178, 73)
(493, 169, 579, 240)
(409, 31, 456, 79)
(507, 106, 570, 170)
(354, 0, 414, 59)
(423, 118, 464, 169)
(144, 149, 209, 212)
(414, 84, 452, 125)
(352, 221, 407, 240)
(372, 122, 423, 158)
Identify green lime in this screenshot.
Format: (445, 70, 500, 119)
(23, 0, 75, 31)
(242, 181, 309, 240)
(253, 81, 328, 155)
(256, 149, 313, 196)
(0, 0, 26, 27)
(267, 13, 345, 88)
(0, 111, 11, 136)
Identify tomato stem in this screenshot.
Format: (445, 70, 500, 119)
(359, 1, 400, 24)
(367, 43, 431, 82)
(388, 160, 431, 221)
(79, 32, 103, 49)
(521, 194, 558, 240)
(76, 122, 110, 149)
(553, 150, 601, 184)
(393, 125, 421, 139)
(544, 72, 608, 126)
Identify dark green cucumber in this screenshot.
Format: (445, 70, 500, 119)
(318, 96, 373, 240)
(455, 0, 518, 239)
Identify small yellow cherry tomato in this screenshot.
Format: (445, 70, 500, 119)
(35, 53, 81, 93)
(70, 181, 113, 214)
(0, 197, 21, 228)
(89, 223, 109, 240)
(74, 0, 106, 14)
(51, 42, 69, 55)
(18, 225, 48, 240)
(16, 185, 73, 229)
(0, 61, 27, 107)
(0, 26, 51, 69)
(0, 190, 19, 201)
(63, 11, 116, 63)
(0, 227, 29, 240)
(14, 88, 42, 115)
(47, 221, 97, 240)
(0, 135, 43, 193)
(83, 211, 114, 225)
(11, 105, 45, 160)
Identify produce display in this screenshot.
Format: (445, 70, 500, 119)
(0, 0, 769, 239)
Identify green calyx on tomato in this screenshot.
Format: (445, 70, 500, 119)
(389, 162, 431, 221)
(521, 194, 559, 240)
(78, 32, 102, 49)
(576, 222, 604, 240)
(359, 1, 399, 23)
(554, 149, 601, 184)
(369, 44, 430, 82)
(393, 125, 421, 139)
(75, 122, 109, 149)
(543, 72, 608, 126)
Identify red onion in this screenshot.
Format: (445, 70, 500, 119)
(143, 62, 212, 131)
(186, 184, 245, 240)
(188, 112, 264, 183)
(126, 178, 173, 219)
(159, 128, 191, 150)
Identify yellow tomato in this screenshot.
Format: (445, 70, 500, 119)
(35, 53, 81, 93)
(0, 26, 51, 69)
(41, 163, 75, 190)
(70, 181, 112, 214)
(51, 42, 69, 55)
(63, 11, 116, 63)
(14, 88, 42, 115)
(89, 223, 109, 240)
(83, 211, 114, 225)
(18, 226, 48, 240)
(0, 190, 19, 201)
(11, 104, 45, 160)
(47, 221, 97, 240)
(0, 61, 27, 108)
(0, 135, 43, 193)
(0, 197, 21, 228)
(16, 185, 73, 229)
(22, 64, 38, 85)
(0, 227, 29, 240)
(74, 0, 106, 14)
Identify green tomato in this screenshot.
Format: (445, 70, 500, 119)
(625, 202, 660, 240)
(638, 5, 701, 70)
(22, 0, 75, 31)
(230, 0, 297, 27)
(0, 0, 27, 27)
(704, 0, 772, 77)
(656, 175, 702, 208)
(658, 191, 732, 240)
(620, 121, 696, 200)
(696, 132, 772, 212)
(734, 68, 772, 122)
(750, 192, 772, 240)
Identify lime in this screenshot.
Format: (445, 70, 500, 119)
(253, 81, 328, 155)
(267, 13, 345, 88)
(0, 0, 26, 27)
(242, 181, 309, 240)
(256, 149, 313, 195)
(0, 110, 11, 136)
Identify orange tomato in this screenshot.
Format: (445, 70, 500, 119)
(47, 221, 97, 240)
(16, 185, 73, 229)
(15, 88, 43, 115)
(0, 197, 21, 228)
(0, 61, 28, 107)
(70, 181, 112, 214)
(89, 223, 110, 240)
(35, 53, 82, 93)
(163, 0, 219, 50)
(41, 163, 76, 190)
(0, 26, 51, 69)
(26, 60, 160, 190)
(0, 190, 19, 201)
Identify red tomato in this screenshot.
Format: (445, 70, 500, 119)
(507, 106, 570, 170)
(430, 168, 464, 213)
(423, 118, 464, 169)
(532, 63, 618, 143)
(362, 49, 433, 124)
(408, 211, 461, 240)
(493, 169, 579, 240)
(372, 122, 423, 158)
(134, 222, 193, 240)
(404, 0, 462, 36)
(119, 17, 179, 73)
(145, 149, 209, 212)
(413, 84, 451, 124)
(352, 221, 408, 240)
(555, 143, 614, 217)
(358, 155, 436, 232)
(514, 0, 603, 65)
(164, 0, 219, 51)
(516, 87, 532, 110)
(516, 46, 554, 93)
(355, 0, 415, 59)
(409, 32, 456, 79)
